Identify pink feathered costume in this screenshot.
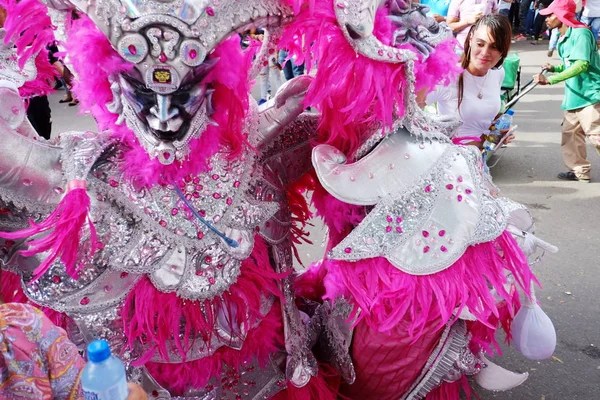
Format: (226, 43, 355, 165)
(0, 0, 556, 398)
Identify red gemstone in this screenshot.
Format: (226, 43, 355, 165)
(422, 231, 429, 238)
(423, 246, 430, 253)
(205, 255, 213, 263)
(128, 44, 137, 55)
(80, 297, 90, 305)
(120, 272, 129, 279)
(159, 52, 167, 63)
(159, 219, 167, 227)
(213, 193, 221, 199)
(189, 49, 197, 59)
(226, 198, 233, 205)
(52, 275, 61, 283)
(109, 179, 118, 187)
(162, 151, 171, 159)
(209, 277, 216, 284)
(197, 231, 204, 239)
(0, 208, 11, 215)
(171, 208, 179, 216)
(152, 390, 159, 398)
(446, 184, 454, 190)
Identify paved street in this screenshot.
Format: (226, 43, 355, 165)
(49, 39, 600, 399)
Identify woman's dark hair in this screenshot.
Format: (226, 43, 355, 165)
(457, 14, 512, 109)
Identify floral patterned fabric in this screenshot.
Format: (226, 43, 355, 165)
(0, 302, 84, 399)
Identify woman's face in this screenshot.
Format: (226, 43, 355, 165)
(468, 26, 503, 73)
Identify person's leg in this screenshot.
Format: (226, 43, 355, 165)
(26, 96, 52, 140)
(589, 17, 600, 42)
(561, 109, 591, 180)
(517, 0, 532, 35)
(533, 13, 547, 40)
(279, 50, 294, 81)
(499, 8, 510, 17)
(578, 102, 600, 157)
(258, 65, 270, 104)
(291, 58, 305, 77)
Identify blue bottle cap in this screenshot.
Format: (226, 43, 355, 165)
(87, 339, 112, 363)
(506, 109, 515, 116)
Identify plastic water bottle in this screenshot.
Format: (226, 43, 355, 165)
(81, 340, 129, 400)
(495, 109, 515, 131)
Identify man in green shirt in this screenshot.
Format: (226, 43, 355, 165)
(534, 0, 600, 182)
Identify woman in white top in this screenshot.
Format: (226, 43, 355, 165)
(425, 14, 513, 147)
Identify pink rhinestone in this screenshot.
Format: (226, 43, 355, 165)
(109, 179, 118, 187)
(446, 184, 454, 190)
(195, 270, 203, 276)
(396, 216, 403, 223)
(212, 174, 219, 180)
(233, 181, 241, 188)
(120, 272, 129, 279)
(193, 192, 200, 198)
(11, 106, 19, 115)
(396, 227, 403, 233)
(159, 52, 167, 63)
(386, 215, 393, 223)
(465, 189, 473, 194)
(216, 264, 223, 270)
(457, 176, 464, 182)
(80, 297, 90, 305)
(422, 231, 429, 238)
(213, 193, 221, 199)
(198, 210, 206, 217)
(189, 49, 197, 59)
(226, 198, 233, 205)
(378, 49, 384, 56)
(197, 231, 204, 239)
(344, 247, 352, 254)
(439, 230, 446, 237)
(424, 185, 432, 193)
(171, 208, 179, 216)
(440, 245, 448, 252)
(193, 177, 200, 184)
(128, 44, 137, 55)
(209, 277, 216, 284)
(457, 195, 463, 202)
(104, 284, 113, 292)
(206, 7, 215, 16)
(159, 219, 167, 227)
(52, 275, 61, 283)
(386, 226, 392, 233)
(423, 246, 430, 253)
(205, 255, 213, 263)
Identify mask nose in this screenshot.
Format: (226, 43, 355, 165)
(150, 94, 180, 123)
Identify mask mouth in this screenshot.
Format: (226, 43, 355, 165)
(150, 120, 190, 142)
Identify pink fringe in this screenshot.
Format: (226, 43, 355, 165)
(0, 188, 99, 282)
(122, 236, 285, 364)
(145, 303, 284, 395)
(322, 231, 535, 338)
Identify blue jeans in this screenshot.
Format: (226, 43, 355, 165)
(581, 15, 600, 41)
(499, 8, 510, 17)
(278, 50, 305, 81)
